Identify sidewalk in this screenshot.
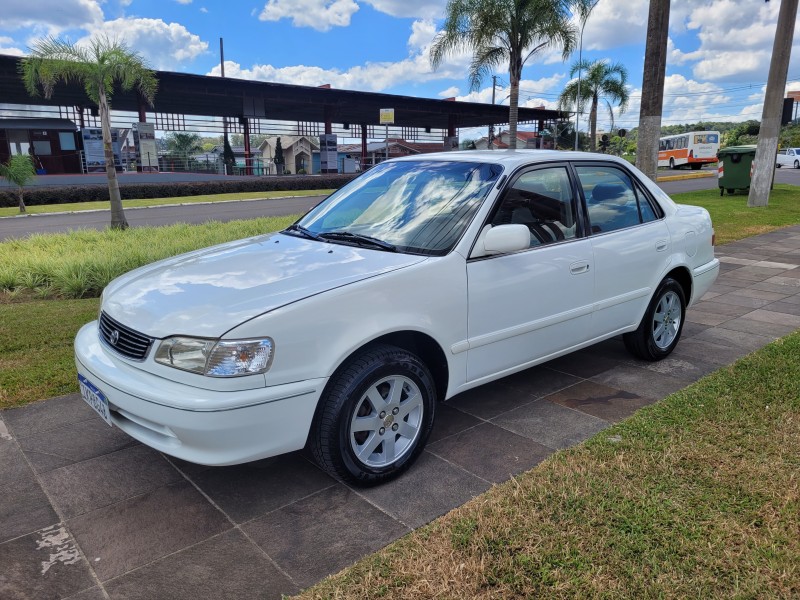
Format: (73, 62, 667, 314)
(2, 226, 800, 600)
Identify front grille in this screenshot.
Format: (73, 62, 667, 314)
(98, 311, 153, 360)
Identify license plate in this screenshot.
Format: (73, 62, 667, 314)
(78, 374, 112, 426)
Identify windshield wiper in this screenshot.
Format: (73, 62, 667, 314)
(283, 224, 324, 241)
(319, 231, 397, 252)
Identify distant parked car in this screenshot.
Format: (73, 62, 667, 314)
(75, 151, 719, 485)
(776, 148, 800, 168)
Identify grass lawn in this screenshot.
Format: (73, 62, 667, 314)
(298, 332, 800, 599)
(674, 183, 800, 245)
(0, 189, 333, 218)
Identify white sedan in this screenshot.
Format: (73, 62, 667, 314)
(75, 151, 719, 485)
(776, 148, 800, 168)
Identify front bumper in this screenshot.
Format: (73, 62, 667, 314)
(74, 322, 326, 466)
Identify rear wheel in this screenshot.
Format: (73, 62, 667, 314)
(669, 157, 675, 170)
(794, 160, 799, 169)
(309, 344, 436, 485)
(624, 278, 686, 361)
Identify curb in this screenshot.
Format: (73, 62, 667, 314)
(656, 171, 716, 182)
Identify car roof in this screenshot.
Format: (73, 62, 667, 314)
(390, 149, 633, 169)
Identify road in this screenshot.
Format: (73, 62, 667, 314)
(2, 168, 799, 241)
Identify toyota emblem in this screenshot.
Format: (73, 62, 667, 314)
(110, 329, 120, 345)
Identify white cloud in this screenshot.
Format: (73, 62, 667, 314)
(80, 18, 208, 69)
(259, 0, 359, 31)
(176, 0, 193, 4)
(362, 0, 445, 20)
(452, 74, 565, 106)
(200, 7, 208, 12)
(209, 19, 469, 91)
(0, 36, 25, 56)
(2, 0, 103, 33)
(438, 86, 460, 98)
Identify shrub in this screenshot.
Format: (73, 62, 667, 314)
(0, 174, 356, 208)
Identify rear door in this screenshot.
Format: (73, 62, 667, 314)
(573, 163, 671, 338)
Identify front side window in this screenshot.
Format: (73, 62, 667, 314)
(295, 160, 502, 255)
(576, 165, 659, 234)
(491, 166, 577, 248)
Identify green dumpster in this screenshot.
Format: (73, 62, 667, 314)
(716, 145, 757, 196)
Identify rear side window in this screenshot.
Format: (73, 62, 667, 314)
(575, 165, 660, 234)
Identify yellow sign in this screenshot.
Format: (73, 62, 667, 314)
(379, 108, 395, 125)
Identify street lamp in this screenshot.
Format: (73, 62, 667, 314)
(574, 0, 600, 151)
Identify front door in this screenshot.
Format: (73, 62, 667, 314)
(466, 165, 594, 383)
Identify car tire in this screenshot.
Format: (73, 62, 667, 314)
(623, 277, 686, 362)
(669, 158, 675, 170)
(776, 163, 782, 168)
(309, 344, 436, 485)
(794, 160, 799, 169)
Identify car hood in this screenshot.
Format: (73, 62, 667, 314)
(102, 232, 427, 338)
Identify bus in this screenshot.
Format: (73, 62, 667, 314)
(658, 131, 720, 170)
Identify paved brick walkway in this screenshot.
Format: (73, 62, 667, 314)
(2, 226, 800, 600)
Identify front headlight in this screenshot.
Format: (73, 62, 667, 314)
(155, 337, 274, 377)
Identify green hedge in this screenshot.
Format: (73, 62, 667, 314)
(0, 174, 357, 208)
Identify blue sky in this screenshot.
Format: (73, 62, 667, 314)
(2, 0, 799, 139)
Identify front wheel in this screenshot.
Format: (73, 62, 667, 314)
(309, 344, 436, 485)
(669, 158, 675, 170)
(624, 278, 686, 361)
(794, 160, 799, 169)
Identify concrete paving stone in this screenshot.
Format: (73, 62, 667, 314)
(685, 310, 734, 327)
(722, 269, 774, 283)
(690, 301, 755, 318)
(763, 276, 800, 288)
(584, 337, 632, 361)
(671, 337, 753, 366)
(17, 418, 138, 474)
(444, 380, 538, 421)
(543, 347, 623, 378)
(692, 326, 776, 351)
(729, 265, 792, 278)
(749, 281, 800, 294)
(742, 308, 800, 328)
(2, 394, 95, 439)
(728, 287, 791, 301)
(772, 268, 800, 278)
(710, 276, 752, 288)
(546, 380, 656, 424)
(0, 428, 31, 485)
(0, 525, 96, 600)
(244, 485, 409, 589)
(68, 481, 231, 581)
(428, 402, 482, 444)
(770, 292, 800, 305)
(491, 365, 582, 398)
(718, 262, 742, 273)
(186, 452, 335, 524)
(717, 256, 757, 265)
(763, 301, 800, 316)
(354, 451, 489, 529)
(428, 422, 553, 484)
(492, 398, 609, 450)
(622, 354, 721, 384)
(589, 364, 689, 399)
(40, 445, 183, 519)
(0, 474, 59, 544)
(709, 293, 774, 309)
(752, 261, 799, 270)
(680, 321, 712, 338)
(699, 291, 721, 300)
(717, 316, 799, 339)
(105, 529, 298, 600)
(708, 283, 752, 296)
(63, 587, 107, 600)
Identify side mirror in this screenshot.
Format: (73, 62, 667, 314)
(483, 224, 530, 254)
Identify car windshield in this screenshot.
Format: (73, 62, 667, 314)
(293, 160, 503, 255)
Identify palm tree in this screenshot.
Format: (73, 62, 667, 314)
(430, 0, 579, 149)
(0, 154, 37, 213)
(21, 36, 157, 229)
(559, 59, 629, 151)
(165, 133, 204, 171)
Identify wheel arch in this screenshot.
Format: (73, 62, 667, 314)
(325, 330, 450, 404)
(665, 266, 692, 304)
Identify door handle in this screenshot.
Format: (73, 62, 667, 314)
(655, 239, 669, 252)
(570, 261, 590, 275)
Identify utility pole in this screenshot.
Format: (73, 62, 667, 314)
(220, 37, 231, 175)
(636, 0, 670, 182)
(488, 75, 497, 149)
(748, 0, 798, 207)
